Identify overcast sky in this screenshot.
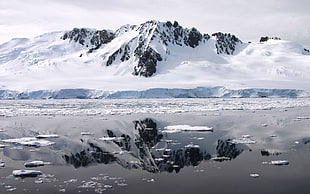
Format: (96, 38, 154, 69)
(0, 0, 309, 47)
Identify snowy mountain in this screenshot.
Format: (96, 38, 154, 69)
(0, 20, 309, 99)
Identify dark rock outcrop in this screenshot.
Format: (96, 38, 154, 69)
(212, 32, 242, 55)
(61, 28, 115, 53)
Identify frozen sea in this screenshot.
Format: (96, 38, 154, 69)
(0, 98, 310, 193)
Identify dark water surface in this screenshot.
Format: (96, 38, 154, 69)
(0, 103, 310, 193)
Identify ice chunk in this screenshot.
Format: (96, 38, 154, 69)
(262, 160, 289, 165)
(35, 134, 59, 139)
(24, 161, 45, 167)
(229, 136, 256, 144)
(112, 150, 132, 155)
(184, 143, 200, 148)
(0, 144, 8, 148)
(99, 137, 124, 141)
(3, 137, 55, 147)
(270, 160, 289, 165)
(162, 125, 213, 133)
(12, 169, 43, 177)
(211, 156, 231, 162)
(250, 173, 260, 178)
(81, 132, 94, 135)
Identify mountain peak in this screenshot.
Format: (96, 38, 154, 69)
(1, 20, 309, 92)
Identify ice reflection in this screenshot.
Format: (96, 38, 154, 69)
(61, 118, 248, 173)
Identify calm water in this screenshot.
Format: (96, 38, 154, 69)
(0, 99, 310, 193)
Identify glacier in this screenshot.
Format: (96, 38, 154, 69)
(0, 87, 309, 99)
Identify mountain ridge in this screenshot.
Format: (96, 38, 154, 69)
(0, 20, 309, 94)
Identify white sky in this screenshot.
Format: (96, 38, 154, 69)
(0, 0, 309, 47)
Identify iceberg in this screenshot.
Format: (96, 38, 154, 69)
(12, 170, 43, 177)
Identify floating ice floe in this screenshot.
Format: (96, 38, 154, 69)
(250, 173, 260, 178)
(112, 150, 132, 155)
(229, 136, 256, 144)
(2, 137, 55, 147)
(162, 125, 213, 133)
(81, 132, 94, 136)
(211, 156, 231, 162)
(0, 144, 8, 148)
(35, 134, 59, 139)
(270, 160, 289, 165)
(296, 116, 310, 120)
(99, 137, 124, 141)
(262, 160, 289, 165)
(184, 143, 200, 148)
(24, 160, 48, 167)
(12, 169, 43, 177)
(0, 159, 5, 168)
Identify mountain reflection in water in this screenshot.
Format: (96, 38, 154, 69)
(63, 118, 248, 173)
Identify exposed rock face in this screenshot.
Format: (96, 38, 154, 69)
(133, 47, 162, 77)
(61, 28, 115, 53)
(212, 32, 242, 55)
(60, 21, 242, 77)
(259, 36, 281, 43)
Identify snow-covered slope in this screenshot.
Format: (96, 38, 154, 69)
(0, 20, 309, 99)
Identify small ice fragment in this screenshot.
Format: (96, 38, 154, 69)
(12, 169, 43, 177)
(211, 156, 231, 162)
(35, 179, 43, 184)
(147, 178, 155, 183)
(261, 123, 268, 127)
(296, 116, 310, 120)
(250, 173, 260, 178)
(185, 143, 200, 148)
(113, 150, 132, 155)
(99, 137, 124, 141)
(36, 134, 59, 139)
(6, 187, 16, 192)
(117, 183, 128, 186)
(270, 160, 289, 165)
(163, 125, 213, 133)
(229, 138, 256, 144)
(3, 137, 55, 147)
(104, 184, 113, 188)
(0, 144, 8, 148)
(80, 132, 94, 135)
(24, 161, 45, 167)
